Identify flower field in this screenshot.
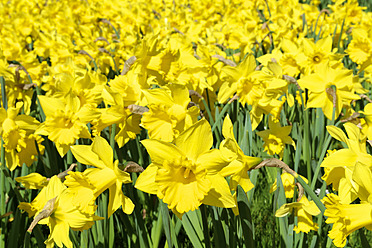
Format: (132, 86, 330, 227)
(1, 0, 372, 247)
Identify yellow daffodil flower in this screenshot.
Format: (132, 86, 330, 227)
(15, 173, 48, 190)
(218, 54, 258, 104)
(93, 85, 141, 147)
(270, 173, 308, 199)
(135, 119, 235, 218)
(65, 136, 134, 217)
(359, 103, 372, 140)
(220, 115, 262, 192)
(256, 116, 295, 158)
(298, 65, 360, 120)
(324, 193, 372, 248)
(36, 92, 100, 157)
(141, 84, 199, 142)
(321, 123, 372, 204)
(276, 195, 320, 233)
(20, 176, 102, 248)
(0, 102, 43, 170)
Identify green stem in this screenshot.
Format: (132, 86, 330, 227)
(310, 117, 340, 191)
(310, 90, 337, 190)
(66, 150, 73, 166)
(135, 136, 144, 166)
(303, 108, 311, 184)
(201, 97, 221, 144)
(110, 124, 117, 160)
(211, 102, 231, 133)
(34, 85, 46, 122)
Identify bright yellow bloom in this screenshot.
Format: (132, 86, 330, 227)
(298, 65, 360, 120)
(324, 193, 372, 248)
(42, 59, 104, 107)
(135, 119, 235, 218)
(218, 54, 258, 104)
(359, 103, 372, 140)
(256, 116, 295, 158)
(301, 36, 335, 75)
(36, 93, 100, 157)
(346, 28, 372, 65)
(219, 56, 287, 130)
(19, 176, 102, 248)
(141, 84, 199, 142)
(15, 173, 48, 190)
(321, 123, 372, 204)
(93, 85, 141, 147)
(0, 102, 43, 170)
(219, 115, 262, 192)
(65, 136, 134, 217)
(276, 195, 320, 233)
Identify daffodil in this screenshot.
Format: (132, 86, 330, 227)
(324, 193, 372, 248)
(141, 84, 199, 142)
(0, 102, 43, 170)
(218, 54, 258, 105)
(20, 176, 102, 248)
(64, 136, 134, 217)
(219, 115, 262, 192)
(92, 85, 141, 147)
(276, 195, 320, 233)
(321, 123, 372, 204)
(42, 59, 105, 107)
(256, 116, 295, 158)
(135, 119, 235, 218)
(359, 103, 372, 140)
(346, 28, 372, 65)
(15, 173, 48, 190)
(298, 64, 360, 120)
(301, 36, 335, 75)
(218, 55, 287, 130)
(36, 92, 100, 157)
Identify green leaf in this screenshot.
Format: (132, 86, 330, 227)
(359, 229, 371, 248)
(182, 212, 204, 248)
(237, 185, 255, 248)
(160, 200, 173, 248)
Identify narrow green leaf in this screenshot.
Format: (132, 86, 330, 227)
(237, 185, 255, 248)
(182, 212, 204, 248)
(160, 200, 172, 248)
(151, 207, 163, 248)
(211, 207, 226, 248)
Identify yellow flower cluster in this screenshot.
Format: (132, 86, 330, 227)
(0, 0, 371, 247)
(321, 123, 372, 247)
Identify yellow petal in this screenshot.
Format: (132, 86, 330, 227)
(202, 174, 235, 208)
(108, 181, 134, 217)
(15, 173, 48, 189)
(135, 163, 159, 195)
(275, 202, 303, 217)
(326, 125, 350, 145)
(91, 136, 113, 169)
(175, 119, 212, 162)
(70, 145, 107, 169)
(38, 96, 64, 117)
(222, 115, 234, 140)
(141, 139, 184, 165)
